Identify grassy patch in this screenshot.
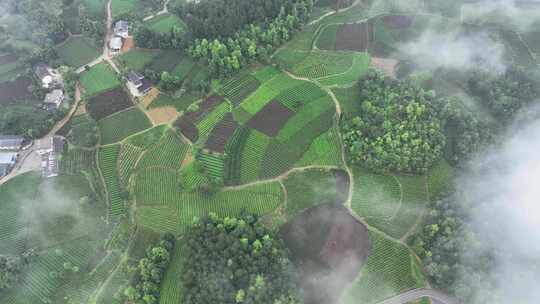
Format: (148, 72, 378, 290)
(146, 13, 186, 34)
(98, 107, 152, 145)
(115, 48, 159, 71)
(56, 36, 100, 68)
(80, 63, 120, 97)
(296, 126, 342, 167)
(316, 24, 338, 50)
(318, 52, 371, 87)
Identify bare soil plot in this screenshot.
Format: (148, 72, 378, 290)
(87, 87, 132, 120)
(184, 95, 224, 123)
(281, 204, 372, 304)
(383, 15, 414, 29)
(246, 100, 295, 137)
(174, 117, 199, 142)
(0, 54, 17, 65)
(121, 37, 135, 53)
(0, 77, 32, 105)
(147, 106, 179, 125)
(335, 21, 374, 52)
(369, 57, 399, 78)
(141, 88, 160, 108)
(204, 113, 238, 153)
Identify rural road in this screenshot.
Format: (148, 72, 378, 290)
(143, 0, 170, 21)
(375, 288, 462, 304)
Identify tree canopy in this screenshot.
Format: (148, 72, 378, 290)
(181, 213, 302, 304)
(342, 71, 446, 174)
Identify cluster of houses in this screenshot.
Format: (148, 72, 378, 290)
(34, 63, 65, 111)
(0, 136, 25, 178)
(0, 135, 64, 179)
(110, 20, 129, 53)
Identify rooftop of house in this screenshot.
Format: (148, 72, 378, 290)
(127, 71, 144, 83)
(110, 37, 123, 49)
(0, 135, 24, 149)
(37, 136, 64, 152)
(0, 164, 10, 177)
(0, 152, 17, 165)
(44, 89, 64, 105)
(115, 20, 129, 32)
(138, 78, 152, 94)
(34, 63, 52, 80)
(53, 136, 65, 153)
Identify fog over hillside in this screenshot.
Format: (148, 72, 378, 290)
(456, 115, 540, 304)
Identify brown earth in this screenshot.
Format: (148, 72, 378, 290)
(204, 113, 238, 153)
(0, 77, 32, 105)
(0, 53, 17, 65)
(246, 100, 295, 137)
(280, 204, 372, 304)
(147, 106, 179, 125)
(87, 87, 132, 120)
(121, 37, 135, 53)
(383, 15, 414, 29)
(174, 117, 199, 142)
(184, 95, 224, 123)
(335, 21, 374, 52)
(141, 88, 160, 108)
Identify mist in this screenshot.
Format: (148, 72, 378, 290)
(455, 115, 540, 303)
(461, 0, 540, 31)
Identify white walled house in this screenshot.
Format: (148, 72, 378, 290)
(109, 37, 123, 53)
(44, 89, 65, 110)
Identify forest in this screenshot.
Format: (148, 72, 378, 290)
(181, 213, 301, 304)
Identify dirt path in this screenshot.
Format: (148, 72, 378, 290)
(143, 0, 170, 21)
(308, 0, 363, 25)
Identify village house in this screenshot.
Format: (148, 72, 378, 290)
(127, 71, 152, 97)
(114, 20, 129, 38)
(0, 152, 18, 178)
(36, 136, 65, 178)
(0, 135, 24, 151)
(34, 63, 61, 89)
(109, 36, 123, 53)
(44, 89, 65, 111)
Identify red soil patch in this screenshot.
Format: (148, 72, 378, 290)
(121, 37, 135, 53)
(0, 53, 17, 65)
(0, 77, 32, 105)
(383, 15, 414, 29)
(204, 113, 238, 153)
(87, 87, 132, 120)
(184, 95, 224, 123)
(370, 57, 399, 78)
(335, 21, 374, 52)
(175, 117, 199, 142)
(246, 100, 295, 137)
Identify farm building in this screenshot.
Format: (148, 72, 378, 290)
(0, 135, 24, 151)
(34, 63, 61, 89)
(0, 152, 18, 178)
(110, 37, 123, 53)
(114, 20, 129, 38)
(43, 89, 65, 110)
(127, 71, 152, 96)
(36, 136, 64, 178)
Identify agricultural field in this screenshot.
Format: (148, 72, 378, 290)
(111, 0, 161, 19)
(87, 87, 132, 120)
(80, 63, 121, 97)
(99, 145, 125, 217)
(98, 106, 152, 145)
(56, 36, 100, 68)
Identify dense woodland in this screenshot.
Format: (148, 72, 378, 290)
(123, 233, 176, 304)
(0, 252, 34, 292)
(342, 71, 446, 174)
(181, 213, 302, 304)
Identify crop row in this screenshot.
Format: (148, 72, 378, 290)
(195, 102, 230, 141)
(296, 126, 343, 167)
(60, 148, 96, 175)
(137, 130, 188, 170)
(220, 74, 261, 106)
(239, 129, 271, 184)
(118, 143, 144, 187)
(137, 206, 181, 235)
(99, 145, 124, 217)
(318, 53, 371, 87)
(175, 182, 283, 231)
(135, 167, 180, 206)
(224, 127, 250, 185)
(196, 151, 224, 180)
(341, 230, 425, 304)
(276, 82, 327, 112)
